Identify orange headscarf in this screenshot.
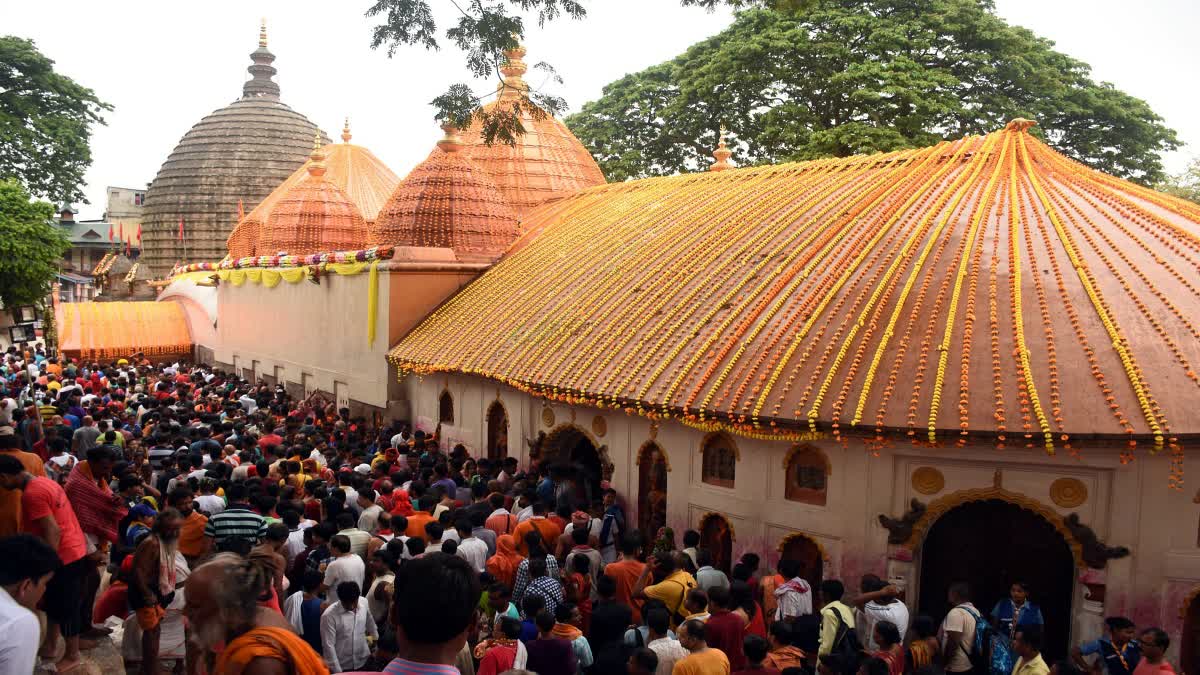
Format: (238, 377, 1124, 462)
(487, 534, 524, 589)
(390, 488, 414, 517)
(214, 626, 329, 675)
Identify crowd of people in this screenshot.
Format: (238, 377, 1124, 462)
(0, 343, 1182, 675)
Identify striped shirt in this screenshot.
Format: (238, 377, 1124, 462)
(203, 506, 267, 545)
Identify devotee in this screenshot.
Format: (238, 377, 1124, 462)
(0, 431, 46, 536)
(850, 575, 907, 652)
(674, 618, 732, 675)
(1073, 616, 1141, 675)
(251, 522, 291, 607)
(772, 559, 813, 620)
(525, 609, 578, 675)
(388, 553, 482, 673)
(183, 553, 327, 674)
(357, 488, 383, 535)
(0, 453, 90, 672)
(705, 586, 747, 670)
(739, 635, 777, 675)
(204, 482, 268, 552)
(939, 582, 979, 675)
(588, 575, 632, 672)
(0, 534, 62, 675)
(605, 532, 648, 622)
(487, 533, 523, 589)
(1012, 625, 1051, 675)
(763, 621, 805, 671)
(520, 555, 564, 618)
(635, 551, 699, 629)
(321, 581, 378, 672)
(645, 607, 689, 675)
(322, 534, 365, 594)
(817, 580, 855, 658)
(475, 615, 527, 675)
(513, 501, 561, 556)
(870, 620, 904, 675)
(1133, 628, 1175, 675)
(129, 507, 182, 675)
(992, 581, 1045, 641)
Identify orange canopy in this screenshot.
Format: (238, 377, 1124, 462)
(57, 301, 192, 361)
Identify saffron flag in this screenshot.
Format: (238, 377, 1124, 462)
(238, 199, 245, 221)
(136, 223, 142, 244)
(118, 221, 124, 242)
(107, 223, 113, 241)
(177, 217, 184, 241)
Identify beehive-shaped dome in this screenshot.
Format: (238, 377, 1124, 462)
(256, 137, 370, 256)
(461, 45, 605, 219)
(141, 22, 329, 274)
(373, 124, 519, 260)
(227, 120, 400, 258)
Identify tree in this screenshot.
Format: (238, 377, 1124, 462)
(0, 179, 69, 308)
(0, 36, 111, 204)
(1157, 158, 1200, 204)
(565, 1, 1179, 184)
(364, 0, 806, 144)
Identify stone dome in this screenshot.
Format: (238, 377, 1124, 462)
(461, 45, 605, 220)
(256, 139, 370, 256)
(140, 23, 329, 274)
(227, 120, 401, 259)
(373, 124, 519, 261)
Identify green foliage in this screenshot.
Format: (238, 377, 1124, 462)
(0, 179, 69, 308)
(365, 0, 798, 145)
(565, 1, 1179, 184)
(0, 36, 111, 204)
(1156, 158, 1200, 204)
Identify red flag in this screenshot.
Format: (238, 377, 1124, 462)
(177, 217, 184, 241)
(125, 239, 131, 256)
(107, 223, 113, 241)
(118, 221, 124, 242)
(136, 223, 142, 244)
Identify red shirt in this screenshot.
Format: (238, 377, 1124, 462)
(22, 476, 87, 564)
(706, 609, 747, 670)
(258, 433, 283, 450)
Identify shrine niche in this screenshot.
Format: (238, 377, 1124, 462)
(486, 399, 508, 460)
(701, 432, 738, 488)
(637, 441, 669, 536)
(540, 424, 614, 506)
(783, 444, 828, 505)
(439, 389, 454, 425)
(778, 532, 826, 591)
(699, 512, 734, 574)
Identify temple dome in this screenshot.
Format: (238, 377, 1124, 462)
(227, 120, 400, 258)
(256, 137, 370, 256)
(460, 45, 605, 219)
(141, 22, 329, 274)
(391, 120, 1200, 449)
(372, 124, 519, 261)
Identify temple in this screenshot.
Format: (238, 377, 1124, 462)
(55, 28, 1200, 666)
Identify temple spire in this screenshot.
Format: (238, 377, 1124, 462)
(437, 122, 464, 153)
(497, 41, 529, 100)
(710, 125, 734, 172)
(308, 131, 327, 177)
(342, 117, 352, 143)
(243, 19, 280, 99)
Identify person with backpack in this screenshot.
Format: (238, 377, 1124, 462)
(941, 582, 982, 675)
(634, 551, 698, 629)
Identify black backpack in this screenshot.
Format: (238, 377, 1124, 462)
(829, 607, 864, 675)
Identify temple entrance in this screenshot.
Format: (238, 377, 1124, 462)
(486, 401, 508, 460)
(542, 425, 603, 508)
(1182, 591, 1200, 675)
(700, 513, 734, 574)
(918, 499, 1075, 661)
(779, 534, 824, 592)
(638, 442, 668, 537)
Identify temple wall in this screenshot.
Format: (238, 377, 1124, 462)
(213, 271, 394, 408)
(404, 371, 1197, 661)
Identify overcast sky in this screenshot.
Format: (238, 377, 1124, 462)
(5, 0, 1197, 219)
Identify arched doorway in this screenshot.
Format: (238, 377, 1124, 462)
(700, 513, 734, 574)
(779, 533, 824, 592)
(542, 425, 603, 508)
(486, 401, 508, 460)
(638, 442, 668, 537)
(1182, 590, 1200, 675)
(918, 499, 1075, 661)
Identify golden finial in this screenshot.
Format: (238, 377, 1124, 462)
(437, 122, 463, 153)
(497, 39, 529, 99)
(1005, 118, 1037, 133)
(342, 117, 352, 143)
(308, 130, 326, 176)
(259, 18, 268, 48)
(710, 125, 734, 172)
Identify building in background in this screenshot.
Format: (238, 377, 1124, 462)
(103, 185, 146, 230)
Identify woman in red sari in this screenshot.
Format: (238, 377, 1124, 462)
(872, 621, 905, 675)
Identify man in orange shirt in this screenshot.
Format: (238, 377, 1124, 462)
(604, 533, 647, 622)
(405, 496, 436, 542)
(513, 502, 561, 557)
(673, 618, 732, 675)
(0, 429, 46, 536)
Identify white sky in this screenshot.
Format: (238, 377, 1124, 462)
(3, 0, 1196, 219)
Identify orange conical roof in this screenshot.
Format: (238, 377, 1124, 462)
(227, 120, 399, 258)
(256, 135, 370, 256)
(461, 44, 605, 219)
(373, 124, 519, 260)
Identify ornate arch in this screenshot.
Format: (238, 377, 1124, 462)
(543, 423, 614, 482)
(1180, 585, 1200, 619)
(777, 531, 831, 562)
(699, 511, 736, 541)
(637, 440, 671, 471)
(438, 388, 454, 425)
(701, 431, 739, 488)
(781, 443, 830, 473)
(701, 431, 741, 460)
(905, 487, 1085, 568)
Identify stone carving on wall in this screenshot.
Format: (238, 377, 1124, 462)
(1049, 477, 1089, 508)
(911, 467, 945, 495)
(878, 498, 928, 545)
(525, 431, 547, 461)
(593, 415, 607, 438)
(542, 407, 555, 428)
(1064, 513, 1130, 569)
